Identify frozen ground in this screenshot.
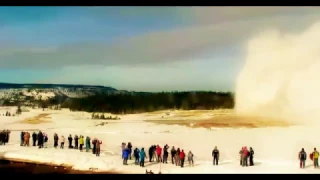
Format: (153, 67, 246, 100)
(0, 107, 319, 174)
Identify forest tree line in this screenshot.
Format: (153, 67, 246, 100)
(61, 91, 234, 114)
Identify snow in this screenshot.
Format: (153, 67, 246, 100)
(0, 106, 319, 174)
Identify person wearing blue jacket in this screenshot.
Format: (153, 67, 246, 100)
(139, 148, 147, 167)
(123, 147, 129, 165)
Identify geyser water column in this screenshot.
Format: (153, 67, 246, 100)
(235, 22, 320, 125)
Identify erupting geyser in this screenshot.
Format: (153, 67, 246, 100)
(235, 22, 320, 125)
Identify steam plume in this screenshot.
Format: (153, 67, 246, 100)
(235, 22, 320, 125)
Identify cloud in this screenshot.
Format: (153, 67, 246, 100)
(0, 7, 320, 70)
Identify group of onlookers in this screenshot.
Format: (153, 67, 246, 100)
(298, 147, 319, 169)
(239, 146, 255, 167)
(121, 142, 194, 168)
(0, 129, 10, 145)
(20, 131, 103, 156)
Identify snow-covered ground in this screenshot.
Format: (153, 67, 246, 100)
(0, 107, 319, 174)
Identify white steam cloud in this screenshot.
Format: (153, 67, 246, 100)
(235, 22, 320, 125)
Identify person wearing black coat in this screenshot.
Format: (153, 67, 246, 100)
(163, 144, 169, 164)
(249, 147, 254, 166)
(74, 135, 79, 149)
(32, 132, 37, 146)
(212, 146, 220, 165)
(128, 142, 133, 160)
(148, 145, 153, 162)
(53, 133, 59, 148)
(92, 138, 97, 154)
(68, 135, 73, 148)
(37, 131, 43, 148)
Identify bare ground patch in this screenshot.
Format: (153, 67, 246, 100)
(144, 115, 292, 129)
(18, 113, 52, 124)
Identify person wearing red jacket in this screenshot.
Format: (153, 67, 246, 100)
(180, 150, 186, 168)
(156, 145, 162, 162)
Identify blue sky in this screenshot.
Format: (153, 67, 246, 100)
(0, 7, 319, 91)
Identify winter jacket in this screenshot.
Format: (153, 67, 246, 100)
(134, 149, 140, 158)
(313, 151, 319, 159)
(180, 151, 185, 159)
(86, 137, 90, 145)
(156, 146, 162, 155)
(20, 132, 24, 140)
(171, 148, 176, 156)
(249, 149, 254, 157)
(212, 149, 219, 157)
(96, 140, 102, 149)
(79, 137, 84, 145)
(188, 152, 193, 161)
(242, 147, 249, 157)
(32, 133, 37, 140)
(299, 151, 307, 160)
(123, 148, 129, 159)
(139, 150, 146, 161)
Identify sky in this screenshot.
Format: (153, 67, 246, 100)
(1, 6, 320, 92)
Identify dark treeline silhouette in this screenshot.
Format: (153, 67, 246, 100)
(61, 91, 234, 114)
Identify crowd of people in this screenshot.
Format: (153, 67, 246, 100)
(121, 142, 195, 168)
(0, 129, 11, 145)
(4, 129, 320, 171)
(239, 146, 255, 167)
(19, 131, 103, 156)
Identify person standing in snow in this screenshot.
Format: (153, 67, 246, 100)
(156, 145, 162, 163)
(74, 135, 79, 149)
(92, 138, 97, 154)
(23, 132, 29, 146)
(188, 151, 194, 167)
(212, 146, 220, 166)
(313, 148, 319, 168)
(87, 136, 91, 149)
(242, 147, 249, 167)
(299, 148, 307, 168)
(68, 135, 73, 149)
(53, 133, 59, 148)
(79, 135, 84, 151)
(123, 146, 129, 165)
(38, 131, 43, 148)
(121, 143, 126, 159)
(0, 131, 3, 145)
(85, 136, 90, 152)
(180, 149, 186, 168)
(148, 145, 153, 162)
(163, 144, 169, 164)
(249, 147, 254, 166)
(128, 142, 133, 160)
(4, 130, 10, 144)
(60, 135, 65, 149)
(26, 132, 30, 146)
(134, 148, 140, 165)
(20, 131, 24, 146)
(239, 147, 244, 166)
(43, 134, 48, 148)
(32, 132, 37, 146)
(170, 146, 176, 164)
(175, 148, 181, 166)
(95, 139, 102, 156)
(139, 148, 146, 167)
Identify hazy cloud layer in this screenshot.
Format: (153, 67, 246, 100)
(1, 7, 320, 70)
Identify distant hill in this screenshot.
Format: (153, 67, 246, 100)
(0, 83, 122, 105)
(0, 83, 117, 91)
